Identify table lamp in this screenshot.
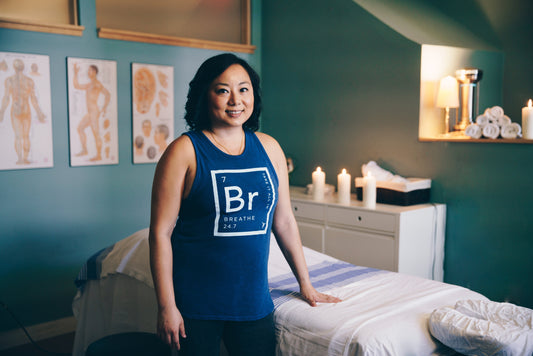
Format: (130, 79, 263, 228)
(436, 76, 459, 134)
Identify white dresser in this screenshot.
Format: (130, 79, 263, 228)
(290, 186, 446, 281)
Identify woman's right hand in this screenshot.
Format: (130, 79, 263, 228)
(157, 305, 186, 350)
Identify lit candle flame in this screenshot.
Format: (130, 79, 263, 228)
(342, 168, 346, 174)
(528, 99, 532, 108)
(316, 166, 322, 172)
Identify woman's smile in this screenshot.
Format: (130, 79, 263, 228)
(226, 109, 244, 117)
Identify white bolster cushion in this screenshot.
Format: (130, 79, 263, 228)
(429, 299, 533, 356)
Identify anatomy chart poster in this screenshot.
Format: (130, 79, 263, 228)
(67, 57, 118, 167)
(132, 63, 174, 164)
(0, 52, 53, 171)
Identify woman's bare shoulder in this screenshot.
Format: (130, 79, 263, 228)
(255, 131, 286, 167)
(158, 134, 195, 167)
(255, 131, 282, 152)
(167, 134, 194, 153)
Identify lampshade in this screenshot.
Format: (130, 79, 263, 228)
(436, 76, 459, 108)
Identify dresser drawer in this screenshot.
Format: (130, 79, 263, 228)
(326, 206, 396, 233)
(325, 227, 395, 271)
(292, 201, 325, 221)
(297, 221, 324, 253)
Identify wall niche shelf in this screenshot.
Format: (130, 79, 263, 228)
(417, 45, 531, 144)
(419, 137, 533, 144)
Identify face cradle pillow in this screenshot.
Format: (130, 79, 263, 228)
(429, 299, 533, 356)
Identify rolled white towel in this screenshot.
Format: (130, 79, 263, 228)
(489, 105, 504, 118)
(482, 123, 500, 139)
(484, 107, 497, 120)
(465, 124, 482, 139)
(495, 115, 512, 127)
(513, 122, 522, 137)
(484, 106, 505, 125)
(361, 161, 408, 183)
(475, 114, 490, 128)
(501, 123, 522, 139)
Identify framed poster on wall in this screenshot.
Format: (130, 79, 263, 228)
(0, 51, 53, 171)
(67, 57, 118, 167)
(132, 63, 174, 164)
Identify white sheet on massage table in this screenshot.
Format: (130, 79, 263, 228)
(72, 229, 487, 356)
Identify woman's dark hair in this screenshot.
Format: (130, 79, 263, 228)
(184, 53, 261, 132)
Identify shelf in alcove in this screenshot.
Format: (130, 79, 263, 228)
(419, 135, 533, 144)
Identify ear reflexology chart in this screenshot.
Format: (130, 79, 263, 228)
(132, 63, 174, 164)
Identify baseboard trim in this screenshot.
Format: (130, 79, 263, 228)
(0, 316, 76, 350)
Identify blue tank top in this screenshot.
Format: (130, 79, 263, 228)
(171, 130, 278, 321)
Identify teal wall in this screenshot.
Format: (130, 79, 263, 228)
(0, 1, 261, 332)
(1, 0, 532, 334)
(262, 0, 533, 308)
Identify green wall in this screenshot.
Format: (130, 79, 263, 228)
(262, 0, 533, 308)
(1, 0, 531, 335)
(0, 1, 261, 332)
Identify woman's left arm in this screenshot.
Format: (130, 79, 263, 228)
(257, 133, 341, 306)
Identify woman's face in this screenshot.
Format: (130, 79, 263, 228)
(207, 64, 254, 129)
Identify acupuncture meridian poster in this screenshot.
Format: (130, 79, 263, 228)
(67, 57, 118, 167)
(0, 51, 53, 171)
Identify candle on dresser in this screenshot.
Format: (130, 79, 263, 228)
(362, 171, 377, 209)
(337, 168, 351, 205)
(522, 99, 533, 139)
(312, 166, 325, 201)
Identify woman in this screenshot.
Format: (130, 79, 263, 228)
(149, 53, 340, 356)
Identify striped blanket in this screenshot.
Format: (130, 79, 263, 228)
(269, 260, 383, 308)
(75, 246, 113, 289)
(74, 228, 384, 310)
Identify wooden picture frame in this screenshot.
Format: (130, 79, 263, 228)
(0, 0, 84, 36)
(96, 0, 255, 53)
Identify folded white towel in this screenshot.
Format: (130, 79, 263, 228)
(465, 124, 482, 139)
(361, 161, 408, 183)
(482, 123, 500, 139)
(501, 123, 522, 139)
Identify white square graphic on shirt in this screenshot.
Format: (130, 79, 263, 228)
(211, 167, 276, 237)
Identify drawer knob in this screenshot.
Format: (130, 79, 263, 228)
(294, 207, 298, 211)
(357, 216, 362, 221)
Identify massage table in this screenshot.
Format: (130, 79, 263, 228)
(72, 228, 500, 356)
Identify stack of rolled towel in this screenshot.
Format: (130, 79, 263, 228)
(465, 106, 522, 139)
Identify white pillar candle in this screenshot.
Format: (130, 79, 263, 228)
(312, 166, 325, 201)
(337, 168, 351, 205)
(522, 99, 533, 139)
(362, 171, 377, 209)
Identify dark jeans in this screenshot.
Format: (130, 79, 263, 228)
(179, 312, 276, 356)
